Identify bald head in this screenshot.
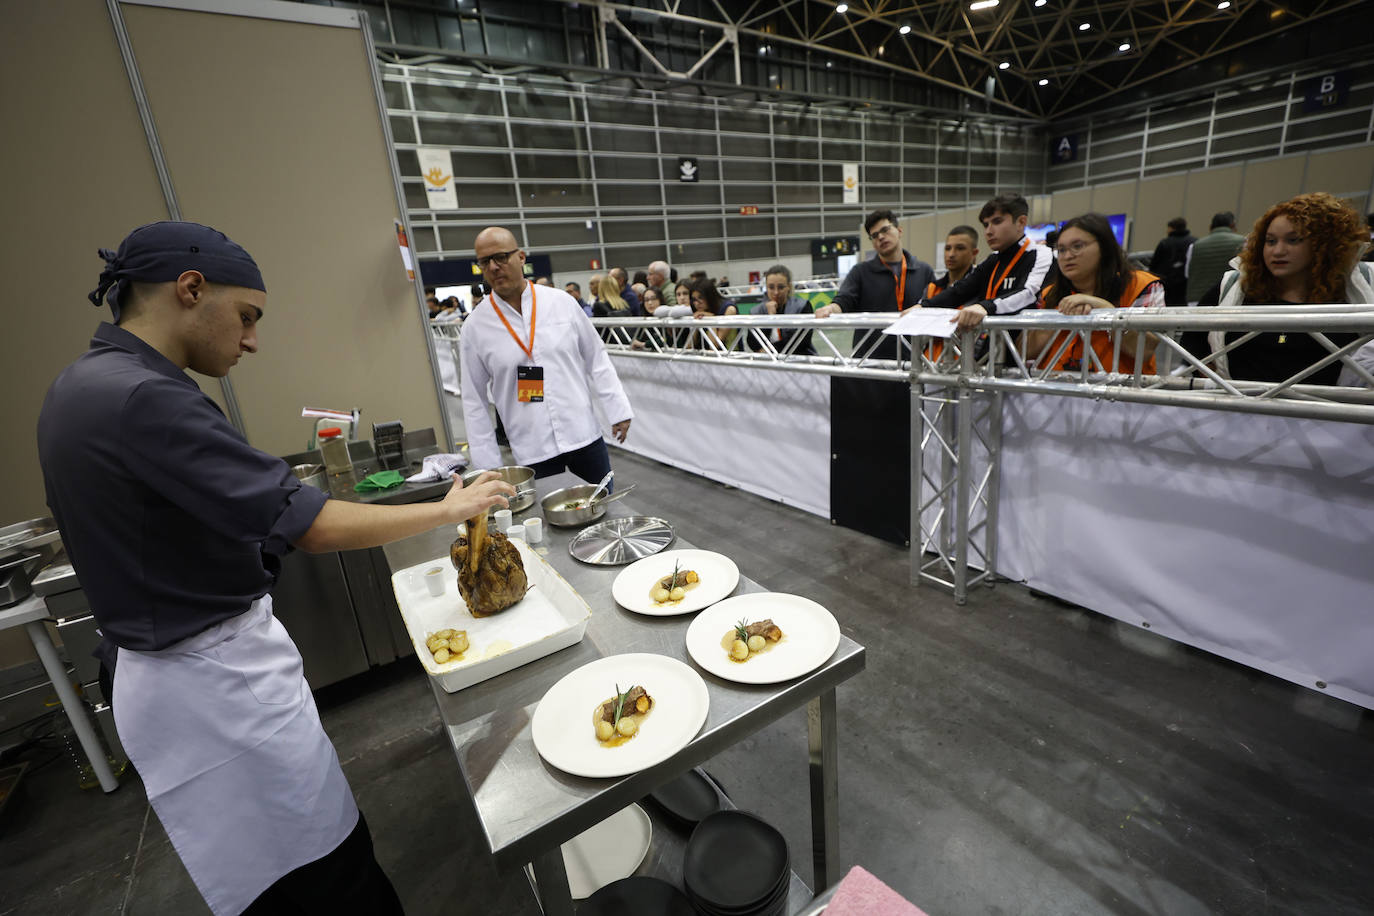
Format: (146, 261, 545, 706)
(474, 226, 527, 305)
(475, 226, 519, 252)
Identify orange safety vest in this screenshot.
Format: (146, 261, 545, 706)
(1038, 270, 1160, 375)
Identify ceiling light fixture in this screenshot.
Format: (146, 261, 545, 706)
(899, 25, 912, 35)
(835, 3, 848, 12)
(970, 0, 1000, 10)
(1217, 1, 1231, 7)
(1078, 22, 1090, 31)
(998, 61, 1011, 70)
(1038, 78, 1050, 86)
(1034, 0, 1047, 6)
(1118, 42, 1131, 51)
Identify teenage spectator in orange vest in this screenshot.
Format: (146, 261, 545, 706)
(1025, 212, 1163, 375)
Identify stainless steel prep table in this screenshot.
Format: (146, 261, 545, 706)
(382, 471, 866, 916)
(0, 594, 119, 793)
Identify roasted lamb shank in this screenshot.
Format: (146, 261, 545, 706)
(450, 511, 528, 617)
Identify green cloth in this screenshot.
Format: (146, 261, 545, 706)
(353, 470, 406, 492)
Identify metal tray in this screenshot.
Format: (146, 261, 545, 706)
(568, 516, 675, 566)
(0, 518, 60, 558)
(391, 539, 591, 693)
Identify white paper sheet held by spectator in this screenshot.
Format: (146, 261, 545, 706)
(882, 307, 959, 338)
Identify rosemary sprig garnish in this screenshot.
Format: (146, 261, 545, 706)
(735, 618, 750, 642)
(612, 683, 631, 726)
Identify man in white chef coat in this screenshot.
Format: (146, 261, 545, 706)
(459, 226, 634, 488)
(38, 221, 516, 915)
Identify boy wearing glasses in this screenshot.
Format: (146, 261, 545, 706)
(919, 193, 1054, 330)
(814, 209, 933, 320)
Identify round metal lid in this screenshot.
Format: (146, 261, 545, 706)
(568, 516, 676, 566)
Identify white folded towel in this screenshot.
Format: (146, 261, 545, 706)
(405, 453, 468, 483)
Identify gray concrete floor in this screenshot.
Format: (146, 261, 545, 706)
(2, 396, 1371, 915)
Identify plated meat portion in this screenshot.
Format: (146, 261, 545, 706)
(593, 684, 654, 745)
(725, 617, 784, 661)
(450, 511, 528, 617)
(743, 619, 782, 641)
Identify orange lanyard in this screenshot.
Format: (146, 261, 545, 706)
(986, 237, 1030, 301)
(490, 283, 536, 361)
(894, 258, 909, 311)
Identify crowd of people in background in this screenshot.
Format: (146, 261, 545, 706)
(426, 190, 1374, 388)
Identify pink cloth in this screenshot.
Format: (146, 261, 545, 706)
(823, 865, 928, 916)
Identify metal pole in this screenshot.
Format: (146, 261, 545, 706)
(982, 395, 1004, 586)
(360, 15, 456, 452)
(807, 689, 840, 891)
(107, 0, 251, 437)
(954, 329, 974, 606)
(910, 353, 923, 586)
(26, 621, 119, 793)
(938, 378, 955, 561)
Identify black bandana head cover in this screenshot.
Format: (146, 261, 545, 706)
(89, 221, 265, 321)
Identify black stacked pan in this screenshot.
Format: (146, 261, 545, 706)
(580, 876, 695, 915)
(681, 811, 790, 916)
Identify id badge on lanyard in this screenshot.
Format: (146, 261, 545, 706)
(517, 365, 544, 402)
(491, 286, 545, 404)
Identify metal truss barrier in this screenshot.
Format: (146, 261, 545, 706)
(441, 306, 1374, 603)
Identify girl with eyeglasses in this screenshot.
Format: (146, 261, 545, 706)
(1024, 212, 1163, 374)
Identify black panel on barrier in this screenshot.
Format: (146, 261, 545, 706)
(830, 377, 909, 546)
(420, 254, 554, 289)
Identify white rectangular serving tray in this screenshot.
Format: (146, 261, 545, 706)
(391, 538, 591, 693)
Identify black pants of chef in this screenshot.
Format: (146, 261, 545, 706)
(530, 438, 614, 492)
(242, 812, 403, 915)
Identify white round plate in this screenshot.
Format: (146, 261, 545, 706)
(685, 593, 841, 685)
(611, 549, 740, 616)
(561, 803, 652, 899)
(531, 653, 709, 778)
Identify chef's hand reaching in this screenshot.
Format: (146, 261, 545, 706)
(611, 419, 632, 443)
(446, 471, 516, 520)
(295, 471, 517, 553)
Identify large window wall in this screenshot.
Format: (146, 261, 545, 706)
(383, 63, 1045, 275)
(1048, 57, 1374, 192)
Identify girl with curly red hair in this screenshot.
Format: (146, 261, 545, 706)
(1202, 192, 1374, 385)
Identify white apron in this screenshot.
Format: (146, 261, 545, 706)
(113, 595, 358, 916)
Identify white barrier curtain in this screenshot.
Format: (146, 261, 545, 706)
(996, 394, 1374, 708)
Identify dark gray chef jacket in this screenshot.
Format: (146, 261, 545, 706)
(37, 323, 328, 652)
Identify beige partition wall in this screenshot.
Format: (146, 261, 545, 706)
(0, 0, 169, 525)
(1048, 187, 1092, 226)
(0, 0, 170, 668)
(1238, 155, 1307, 226)
(1131, 174, 1190, 248)
(120, 1, 443, 456)
(902, 214, 938, 269)
(1182, 165, 1244, 238)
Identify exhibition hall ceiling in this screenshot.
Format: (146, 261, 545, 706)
(572, 0, 1367, 118)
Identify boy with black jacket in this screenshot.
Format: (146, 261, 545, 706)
(920, 193, 1054, 328)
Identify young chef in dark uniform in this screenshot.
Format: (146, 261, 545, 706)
(36, 221, 515, 916)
